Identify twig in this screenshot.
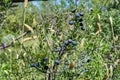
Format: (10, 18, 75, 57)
(0, 30, 30, 50)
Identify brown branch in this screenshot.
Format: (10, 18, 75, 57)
(0, 30, 30, 50)
(12, 0, 48, 3)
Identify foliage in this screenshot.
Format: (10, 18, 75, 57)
(0, 0, 120, 80)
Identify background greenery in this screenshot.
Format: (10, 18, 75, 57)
(0, 0, 120, 80)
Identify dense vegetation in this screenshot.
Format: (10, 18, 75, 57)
(0, 0, 120, 80)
